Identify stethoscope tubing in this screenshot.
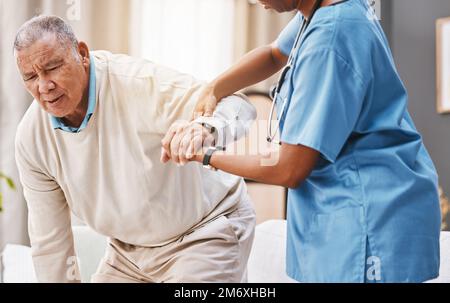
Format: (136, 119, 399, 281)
(266, 0, 325, 145)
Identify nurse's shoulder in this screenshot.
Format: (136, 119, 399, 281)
(305, 1, 385, 84)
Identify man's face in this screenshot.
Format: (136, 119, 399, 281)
(15, 33, 89, 118)
(258, 0, 300, 12)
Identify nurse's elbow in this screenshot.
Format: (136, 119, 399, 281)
(276, 144, 318, 189)
(281, 171, 306, 189)
(284, 177, 304, 189)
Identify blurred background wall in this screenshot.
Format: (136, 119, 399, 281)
(0, 0, 294, 249)
(0, 0, 448, 250)
(0, 0, 153, 250)
(381, 0, 450, 229)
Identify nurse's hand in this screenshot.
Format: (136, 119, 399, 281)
(192, 83, 218, 119)
(161, 121, 214, 165)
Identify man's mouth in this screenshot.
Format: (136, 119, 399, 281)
(46, 95, 64, 104)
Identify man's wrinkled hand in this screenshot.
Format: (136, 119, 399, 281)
(161, 121, 215, 165)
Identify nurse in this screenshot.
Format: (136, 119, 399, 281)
(162, 0, 441, 282)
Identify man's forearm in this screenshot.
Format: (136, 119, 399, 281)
(193, 94, 257, 148)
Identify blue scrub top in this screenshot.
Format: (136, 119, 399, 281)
(276, 0, 441, 282)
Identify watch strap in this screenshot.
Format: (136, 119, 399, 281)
(202, 146, 225, 170)
(203, 147, 216, 168)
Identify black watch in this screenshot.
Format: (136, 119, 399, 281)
(202, 146, 224, 171)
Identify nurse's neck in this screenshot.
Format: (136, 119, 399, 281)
(298, 0, 344, 19)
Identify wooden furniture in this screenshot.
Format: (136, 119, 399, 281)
(241, 92, 287, 224)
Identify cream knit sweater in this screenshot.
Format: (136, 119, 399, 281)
(15, 51, 256, 282)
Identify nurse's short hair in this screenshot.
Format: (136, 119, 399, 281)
(13, 15, 79, 56)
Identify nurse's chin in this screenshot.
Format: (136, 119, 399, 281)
(264, 6, 284, 12)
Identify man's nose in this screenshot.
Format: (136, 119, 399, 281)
(38, 76, 56, 94)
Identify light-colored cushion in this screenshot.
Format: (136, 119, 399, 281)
(1, 244, 37, 283)
(1, 226, 107, 283)
(247, 220, 297, 283)
(427, 231, 450, 283)
(249, 220, 450, 283)
(3, 221, 450, 283)
(72, 226, 108, 282)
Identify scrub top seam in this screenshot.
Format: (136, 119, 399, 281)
(350, 152, 371, 282)
(321, 3, 369, 85)
(294, 46, 366, 89)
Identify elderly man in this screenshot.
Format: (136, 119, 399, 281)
(13, 15, 256, 283)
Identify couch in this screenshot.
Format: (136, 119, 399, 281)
(1, 220, 449, 283)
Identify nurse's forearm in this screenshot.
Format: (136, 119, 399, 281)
(212, 44, 287, 100)
(209, 152, 291, 187)
(201, 143, 319, 189)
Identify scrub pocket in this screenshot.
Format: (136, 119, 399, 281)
(295, 206, 366, 282)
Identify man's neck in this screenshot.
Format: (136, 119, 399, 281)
(298, 0, 344, 19)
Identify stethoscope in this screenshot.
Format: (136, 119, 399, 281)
(267, 0, 324, 145)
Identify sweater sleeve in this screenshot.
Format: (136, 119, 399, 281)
(193, 94, 257, 149)
(142, 63, 207, 134)
(15, 136, 80, 283)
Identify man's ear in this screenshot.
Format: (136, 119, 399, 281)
(77, 41, 90, 68)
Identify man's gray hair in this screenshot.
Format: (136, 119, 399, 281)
(13, 15, 78, 54)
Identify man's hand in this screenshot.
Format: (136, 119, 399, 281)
(161, 121, 215, 165)
(192, 83, 218, 119)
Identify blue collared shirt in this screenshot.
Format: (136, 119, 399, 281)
(50, 55, 96, 133)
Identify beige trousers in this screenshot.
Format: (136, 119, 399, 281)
(91, 198, 256, 283)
